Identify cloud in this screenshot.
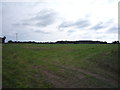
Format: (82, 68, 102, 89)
(91, 22, 105, 30)
(34, 30, 50, 34)
(13, 22, 30, 26)
(107, 26, 118, 34)
(67, 30, 75, 33)
(32, 9, 58, 27)
(74, 19, 90, 28)
(59, 19, 90, 29)
(67, 30, 76, 36)
(13, 9, 58, 27)
(59, 21, 73, 28)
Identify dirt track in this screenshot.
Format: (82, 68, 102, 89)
(32, 63, 118, 88)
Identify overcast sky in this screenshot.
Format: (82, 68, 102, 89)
(0, 0, 119, 43)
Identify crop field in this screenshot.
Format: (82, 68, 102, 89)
(2, 44, 118, 88)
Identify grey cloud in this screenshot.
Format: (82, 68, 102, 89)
(34, 30, 50, 34)
(31, 9, 57, 27)
(59, 22, 73, 28)
(107, 27, 118, 33)
(67, 30, 75, 33)
(91, 22, 105, 30)
(91, 19, 117, 30)
(59, 19, 90, 29)
(13, 9, 57, 27)
(32, 9, 56, 20)
(67, 30, 76, 36)
(13, 22, 30, 26)
(74, 19, 90, 28)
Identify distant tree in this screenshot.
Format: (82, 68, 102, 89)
(8, 40, 13, 43)
(112, 41, 119, 44)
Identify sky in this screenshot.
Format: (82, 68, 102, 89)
(0, 0, 119, 43)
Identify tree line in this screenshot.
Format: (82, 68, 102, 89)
(7, 40, 119, 44)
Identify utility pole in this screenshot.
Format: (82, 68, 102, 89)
(16, 33, 18, 41)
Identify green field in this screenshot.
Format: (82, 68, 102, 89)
(2, 44, 118, 88)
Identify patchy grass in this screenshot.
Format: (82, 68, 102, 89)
(2, 44, 118, 88)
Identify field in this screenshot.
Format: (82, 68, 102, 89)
(2, 44, 118, 88)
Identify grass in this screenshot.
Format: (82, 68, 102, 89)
(2, 44, 118, 88)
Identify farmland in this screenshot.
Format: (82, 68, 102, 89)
(2, 44, 118, 88)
